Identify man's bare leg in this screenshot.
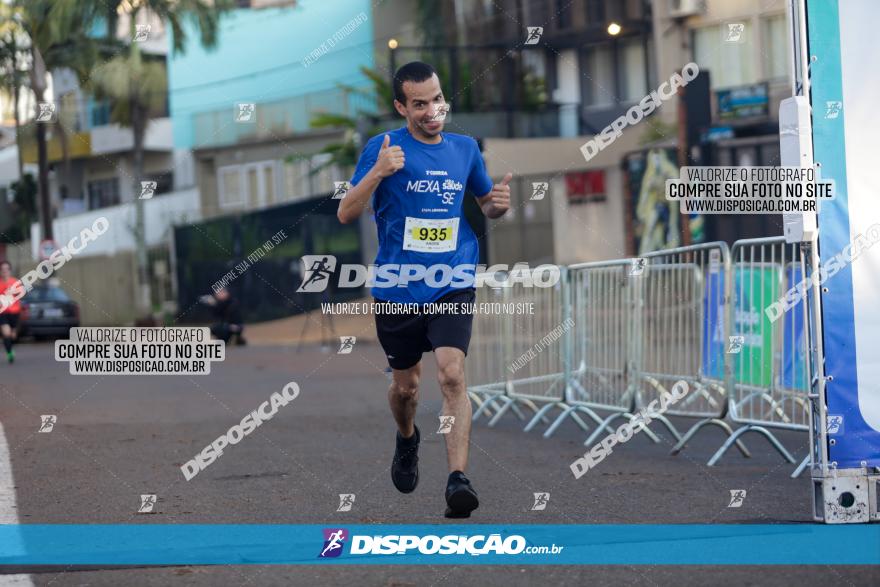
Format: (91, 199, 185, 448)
(389, 361, 422, 493)
(434, 347, 470, 472)
(388, 362, 420, 438)
(435, 346, 478, 517)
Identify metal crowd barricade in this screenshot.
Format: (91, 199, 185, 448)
(541, 259, 647, 442)
(636, 243, 751, 460)
(482, 267, 591, 431)
(708, 237, 812, 469)
(470, 268, 573, 428)
(468, 239, 811, 472)
(468, 284, 509, 421)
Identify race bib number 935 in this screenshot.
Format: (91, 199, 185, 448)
(403, 217, 459, 253)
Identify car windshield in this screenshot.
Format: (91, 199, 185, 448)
(25, 287, 71, 303)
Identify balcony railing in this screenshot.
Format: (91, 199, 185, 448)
(192, 87, 376, 149)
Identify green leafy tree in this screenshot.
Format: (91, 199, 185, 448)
(5, 0, 106, 241)
(0, 17, 28, 181)
(91, 0, 233, 316)
(3, 174, 38, 244)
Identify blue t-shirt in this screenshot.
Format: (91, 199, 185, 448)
(350, 127, 494, 304)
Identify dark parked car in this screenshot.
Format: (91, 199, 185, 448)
(19, 283, 80, 339)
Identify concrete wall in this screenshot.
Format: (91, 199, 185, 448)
(550, 168, 628, 264)
(482, 129, 643, 265)
(0, 240, 137, 326)
(54, 253, 139, 326)
(91, 118, 173, 155)
(0, 240, 34, 273)
(30, 187, 201, 257)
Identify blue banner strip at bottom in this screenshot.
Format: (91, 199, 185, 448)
(0, 524, 878, 565)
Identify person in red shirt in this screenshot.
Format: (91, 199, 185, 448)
(0, 261, 22, 364)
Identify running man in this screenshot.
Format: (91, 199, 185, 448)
(300, 257, 334, 291)
(0, 261, 22, 364)
(39, 415, 57, 432)
(321, 530, 345, 557)
(338, 337, 356, 353)
(337, 61, 511, 518)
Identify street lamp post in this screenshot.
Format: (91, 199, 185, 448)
(388, 38, 398, 94)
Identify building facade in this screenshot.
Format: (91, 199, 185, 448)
(167, 0, 379, 220)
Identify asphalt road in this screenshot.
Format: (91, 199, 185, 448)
(0, 341, 876, 586)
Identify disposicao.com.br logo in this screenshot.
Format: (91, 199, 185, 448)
(317, 528, 563, 558)
(296, 255, 560, 292)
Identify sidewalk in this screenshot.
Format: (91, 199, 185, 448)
(245, 296, 378, 346)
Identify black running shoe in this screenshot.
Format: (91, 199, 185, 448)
(391, 425, 420, 493)
(444, 470, 479, 518)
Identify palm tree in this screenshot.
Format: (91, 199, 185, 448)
(5, 0, 105, 241)
(90, 45, 168, 316)
(104, 0, 230, 56)
(0, 21, 28, 181)
(90, 0, 233, 317)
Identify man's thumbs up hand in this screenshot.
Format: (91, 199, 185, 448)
(485, 172, 512, 217)
(374, 134, 405, 179)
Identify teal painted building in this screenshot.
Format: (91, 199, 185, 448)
(167, 0, 375, 150)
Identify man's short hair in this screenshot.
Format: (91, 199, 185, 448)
(393, 61, 437, 105)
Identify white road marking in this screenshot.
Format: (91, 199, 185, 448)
(0, 576, 35, 586)
(0, 422, 34, 587)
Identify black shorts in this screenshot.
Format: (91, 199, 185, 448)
(374, 288, 476, 370)
(0, 314, 19, 328)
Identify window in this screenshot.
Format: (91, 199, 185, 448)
(246, 166, 260, 207)
(91, 100, 111, 127)
(282, 158, 310, 201)
(309, 153, 336, 197)
(24, 286, 71, 303)
(219, 161, 276, 209)
(693, 24, 756, 89)
(143, 172, 173, 197)
(621, 40, 648, 102)
(555, 0, 572, 29)
(524, 0, 548, 23)
(760, 141, 781, 166)
(623, 0, 644, 19)
(245, 161, 277, 207)
(281, 156, 342, 202)
(566, 170, 606, 204)
(585, 0, 605, 26)
(87, 178, 120, 210)
(584, 45, 616, 107)
(218, 166, 243, 209)
(763, 14, 790, 81)
(263, 164, 276, 203)
(60, 93, 81, 132)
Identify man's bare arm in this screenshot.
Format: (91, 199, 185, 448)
(338, 134, 405, 224)
(337, 170, 382, 224)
